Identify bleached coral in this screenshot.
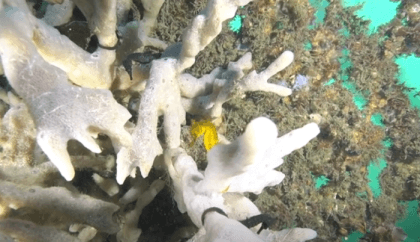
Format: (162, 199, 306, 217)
(0, 180, 120, 233)
(0, 0, 320, 241)
(119, 0, 294, 181)
(42, 0, 74, 26)
(166, 117, 319, 241)
(0, 7, 132, 181)
(0, 219, 83, 242)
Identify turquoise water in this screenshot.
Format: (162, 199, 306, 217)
(310, 0, 420, 241)
(230, 0, 416, 240)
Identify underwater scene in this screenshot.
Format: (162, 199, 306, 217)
(0, 0, 419, 241)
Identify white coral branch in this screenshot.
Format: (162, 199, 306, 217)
(0, 8, 132, 182)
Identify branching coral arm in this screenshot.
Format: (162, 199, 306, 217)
(178, 68, 223, 99)
(239, 51, 294, 95)
(129, 58, 185, 179)
(0, 8, 132, 181)
(227, 122, 320, 194)
(210, 51, 293, 119)
(138, 0, 167, 50)
(116, 0, 167, 65)
(180, 51, 293, 119)
(3, 0, 118, 89)
(42, 0, 75, 27)
(32, 16, 116, 89)
(177, 0, 254, 72)
(71, 0, 118, 47)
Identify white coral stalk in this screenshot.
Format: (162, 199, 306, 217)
(42, 0, 74, 26)
(129, 58, 186, 179)
(116, 0, 167, 65)
(177, 0, 254, 72)
(166, 117, 319, 241)
(181, 51, 294, 119)
(32, 20, 117, 88)
(228, 122, 320, 194)
(0, 7, 132, 182)
(2, 0, 118, 89)
(197, 117, 279, 193)
(72, 0, 118, 47)
(198, 117, 320, 194)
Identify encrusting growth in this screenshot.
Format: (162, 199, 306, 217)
(0, 0, 320, 241)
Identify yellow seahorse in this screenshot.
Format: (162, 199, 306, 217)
(190, 119, 219, 151)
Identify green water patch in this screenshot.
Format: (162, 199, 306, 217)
(367, 158, 387, 198)
(395, 54, 420, 111)
(342, 80, 368, 111)
(304, 41, 312, 51)
(342, 0, 399, 34)
(309, 1, 417, 241)
(339, 48, 368, 111)
(313, 174, 330, 190)
(323, 78, 336, 86)
(356, 191, 368, 200)
(338, 28, 351, 38)
(370, 113, 384, 127)
(367, 115, 389, 198)
(339, 48, 353, 78)
(229, 15, 245, 34)
(397, 200, 420, 242)
(365, 120, 389, 199)
(308, 0, 330, 28)
(381, 137, 393, 149)
(393, 53, 420, 242)
(342, 231, 364, 242)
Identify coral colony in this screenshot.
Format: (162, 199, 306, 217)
(0, 0, 320, 241)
